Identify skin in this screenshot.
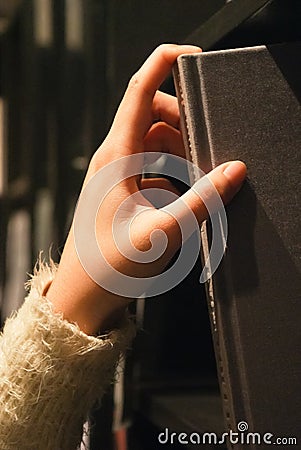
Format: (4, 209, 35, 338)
(46, 44, 247, 335)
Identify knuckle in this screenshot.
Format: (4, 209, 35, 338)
(194, 176, 225, 212)
(127, 70, 152, 99)
(88, 148, 107, 174)
(88, 152, 101, 173)
(127, 72, 140, 90)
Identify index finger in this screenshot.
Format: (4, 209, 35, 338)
(109, 44, 202, 152)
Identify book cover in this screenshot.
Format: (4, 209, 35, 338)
(173, 43, 301, 448)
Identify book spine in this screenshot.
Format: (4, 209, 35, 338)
(173, 55, 212, 177)
(173, 55, 237, 445)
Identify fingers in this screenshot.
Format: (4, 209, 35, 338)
(152, 92, 181, 129)
(180, 161, 247, 223)
(156, 161, 247, 247)
(108, 44, 201, 151)
(140, 177, 181, 197)
(143, 122, 185, 158)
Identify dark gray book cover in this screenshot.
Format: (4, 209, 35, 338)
(173, 43, 301, 448)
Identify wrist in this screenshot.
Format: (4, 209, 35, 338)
(45, 235, 131, 336)
(46, 277, 130, 336)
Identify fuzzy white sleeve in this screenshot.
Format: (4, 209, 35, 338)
(0, 263, 136, 450)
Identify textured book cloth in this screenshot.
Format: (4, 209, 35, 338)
(173, 43, 301, 448)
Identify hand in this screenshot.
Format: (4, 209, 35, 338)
(46, 44, 247, 335)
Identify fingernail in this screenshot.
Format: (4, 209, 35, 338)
(223, 161, 247, 185)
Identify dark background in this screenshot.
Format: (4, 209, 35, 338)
(0, 1, 300, 449)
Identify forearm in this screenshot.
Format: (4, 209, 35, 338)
(0, 262, 135, 450)
(45, 232, 132, 336)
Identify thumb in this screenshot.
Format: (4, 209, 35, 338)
(158, 160, 247, 247)
(182, 160, 247, 224)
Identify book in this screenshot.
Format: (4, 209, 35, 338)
(173, 43, 301, 448)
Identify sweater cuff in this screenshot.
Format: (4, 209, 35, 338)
(0, 261, 136, 450)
